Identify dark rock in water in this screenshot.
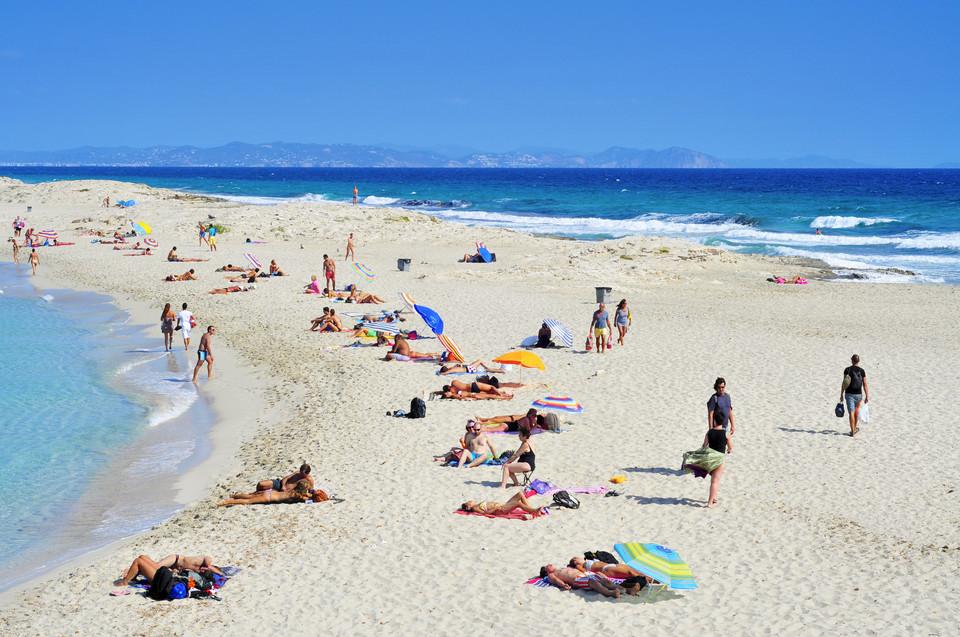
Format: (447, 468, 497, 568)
(880, 268, 917, 276)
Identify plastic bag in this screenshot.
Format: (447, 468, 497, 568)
(858, 401, 870, 424)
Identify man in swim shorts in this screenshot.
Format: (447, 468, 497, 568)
(323, 254, 336, 292)
(192, 326, 215, 382)
(588, 302, 612, 354)
(456, 421, 498, 468)
(256, 463, 314, 492)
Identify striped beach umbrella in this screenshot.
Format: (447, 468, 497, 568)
(542, 318, 573, 347)
(243, 253, 262, 269)
(399, 292, 416, 312)
(614, 543, 697, 590)
(437, 334, 465, 362)
(353, 262, 375, 281)
(143, 237, 159, 248)
(37, 230, 58, 240)
(361, 321, 400, 335)
(532, 396, 583, 413)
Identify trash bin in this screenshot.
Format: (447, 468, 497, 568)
(26, 206, 32, 213)
(595, 286, 612, 303)
(397, 258, 412, 272)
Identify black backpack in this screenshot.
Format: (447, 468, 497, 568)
(408, 397, 426, 419)
(552, 491, 580, 509)
(147, 567, 175, 601)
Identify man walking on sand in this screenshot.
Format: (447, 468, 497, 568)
(589, 302, 612, 354)
(176, 302, 194, 350)
(192, 326, 215, 382)
(323, 254, 336, 293)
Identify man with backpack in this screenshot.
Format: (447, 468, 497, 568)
(841, 354, 869, 437)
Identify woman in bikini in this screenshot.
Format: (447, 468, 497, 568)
(217, 480, 327, 506)
(460, 489, 547, 516)
(160, 303, 177, 351)
(438, 359, 504, 375)
(475, 408, 541, 432)
(568, 556, 655, 583)
(269, 260, 286, 276)
(499, 426, 536, 488)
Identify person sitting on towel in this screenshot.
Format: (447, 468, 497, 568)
(459, 252, 483, 263)
(390, 335, 439, 359)
(536, 323, 556, 348)
(439, 420, 497, 467)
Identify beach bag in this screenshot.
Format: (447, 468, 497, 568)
(147, 567, 175, 601)
(858, 401, 869, 423)
(585, 335, 594, 351)
(185, 571, 212, 591)
(543, 413, 560, 431)
(168, 581, 189, 600)
(190, 316, 197, 328)
(552, 491, 580, 509)
(835, 402, 845, 418)
(407, 397, 426, 419)
(606, 335, 613, 348)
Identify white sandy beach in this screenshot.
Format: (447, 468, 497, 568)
(0, 177, 958, 635)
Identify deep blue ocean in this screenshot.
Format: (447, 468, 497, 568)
(5, 166, 960, 283)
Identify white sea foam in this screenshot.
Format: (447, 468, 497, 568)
(115, 351, 168, 375)
(428, 208, 745, 237)
(362, 195, 401, 205)
(892, 233, 960, 251)
(810, 215, 899, 229)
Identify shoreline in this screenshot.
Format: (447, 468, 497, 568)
(0, 263, 269, 602)
(1, 178, 958, 634)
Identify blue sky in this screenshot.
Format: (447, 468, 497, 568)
(1, 1, 958, 166)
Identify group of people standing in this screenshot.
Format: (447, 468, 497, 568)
(158, 301, 215, 382)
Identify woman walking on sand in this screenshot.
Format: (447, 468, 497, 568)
(28, 248, 39, 275)
(615, 298, 631, 346)
(160, 303, 176, 351)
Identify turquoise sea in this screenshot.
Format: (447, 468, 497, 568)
(5, 166, 960, 283)
(0, 263, 215, 592)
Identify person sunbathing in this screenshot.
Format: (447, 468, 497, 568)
(438, 360, 505, 375)
(226, 269, 259, 283)
(568, 556, 654, 585)
(116, 554, 223, 586)
(770, 274, 808, 284)
(460, 490, 547, 516)
(386, 334, 440, 361)
(217, 479, 327, 506)
(207, 284, 255, 294)
(538, 565, 635, 597)
(255, 463, 314, 492)
(459, 252, 483, 263)
(124, 248, 153, 256)
(346, 286, 385, 304)
(433, 383, 514, 400)
(449, 379, 508, 396)
(164, 269, 197, 281)
(476, 408, 542, 432)
(268, 260, 287, 276)
(168, 246, 208, 262)
(217, 264, 247, 272)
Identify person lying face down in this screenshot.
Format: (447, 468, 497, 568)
(217, 479, 328, 506)
(435, 380, 514, 400)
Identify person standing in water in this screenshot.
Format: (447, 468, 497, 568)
(353, 186, 358, 205)
(192, 326, 216, 382)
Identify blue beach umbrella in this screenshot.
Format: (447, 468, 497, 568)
(414, 304, 444, 335)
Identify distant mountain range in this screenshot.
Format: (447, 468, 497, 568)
(0, 142, 727, 169)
